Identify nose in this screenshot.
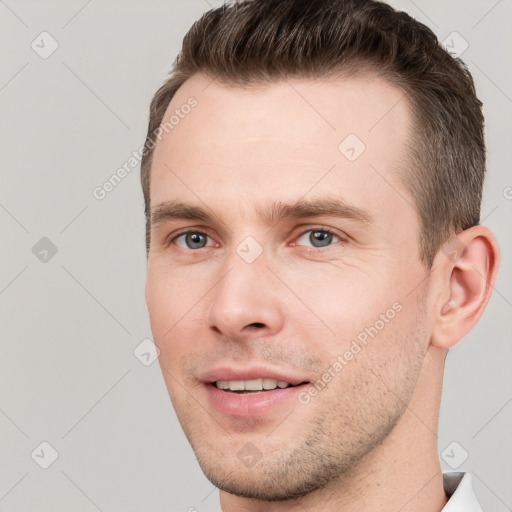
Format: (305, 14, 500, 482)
(207, 251, 285, 341)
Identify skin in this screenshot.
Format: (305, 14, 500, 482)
(145, 72, 500, 511)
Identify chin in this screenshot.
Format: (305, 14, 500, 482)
(192, 442, 335, 502)
(202, 468, 320, 501)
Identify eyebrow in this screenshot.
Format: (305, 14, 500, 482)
(260, 198, 374, 225)
(150, 197, 374, 229)
(151, 201, 210, 228)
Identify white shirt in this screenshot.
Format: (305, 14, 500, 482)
(442, 472, 482, 511)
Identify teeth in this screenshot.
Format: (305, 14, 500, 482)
(245, 378, 263, 390)
(263, 378, 277, 389)
(214, 379, 293, 391)
(229, 380, 244, 391)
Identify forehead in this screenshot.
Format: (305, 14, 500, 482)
(150, 72, 414, 221)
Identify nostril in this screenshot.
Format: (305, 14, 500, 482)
(249, 322, 265, 328)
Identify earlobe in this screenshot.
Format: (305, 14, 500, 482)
(431, 225, 500, 349)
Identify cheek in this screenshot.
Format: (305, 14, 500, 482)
(146, 264, 207, 334)
(286, 266, 420, 373)
(146, 266, 212, 375)
(283, 265, 389, 339)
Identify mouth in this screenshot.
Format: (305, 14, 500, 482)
(211, 378, 309, 394)
(203, 376, 311, 418)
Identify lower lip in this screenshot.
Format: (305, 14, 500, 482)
(204, 383, 309, 418)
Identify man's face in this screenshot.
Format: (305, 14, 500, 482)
(145, 73, 432, 499)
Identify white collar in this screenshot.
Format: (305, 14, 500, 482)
(442, 472, 482, 511)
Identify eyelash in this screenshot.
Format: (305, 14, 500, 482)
(166, 226, 344, 252)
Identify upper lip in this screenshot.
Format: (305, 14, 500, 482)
(199, 366, 310, 386)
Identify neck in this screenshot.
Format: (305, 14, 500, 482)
(220, 346, 448, 512)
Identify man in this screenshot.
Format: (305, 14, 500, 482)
(141, 0, 500, 510)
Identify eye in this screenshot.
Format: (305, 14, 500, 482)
(173, 231, 215, 250)
(294, 229, 342, 248)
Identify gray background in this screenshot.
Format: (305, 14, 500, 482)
(1, 1, 510, 510)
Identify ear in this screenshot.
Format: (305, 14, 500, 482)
(430, 225, 500, 349)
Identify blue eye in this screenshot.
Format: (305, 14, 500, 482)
(295, 229, 340, 248)
(175, 231, 212, 249)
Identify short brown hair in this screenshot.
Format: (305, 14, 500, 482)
(141, 0, 485, 267)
